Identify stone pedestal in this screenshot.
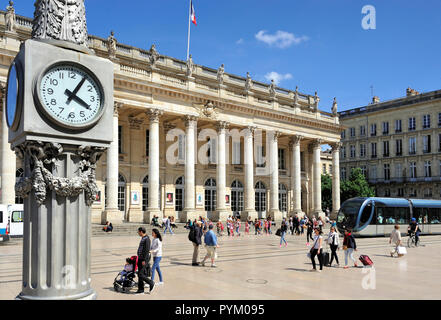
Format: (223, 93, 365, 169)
(15, 143, 103, 300)
(144, 209, 161, 224)
(101, 209, 123, 225)
(181, 210, 198, 223)
(269, 210, 283, 222)
(242, 210, 258, 222)
(127, 208, 143, 223)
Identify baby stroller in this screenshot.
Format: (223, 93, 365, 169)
(113, 256, 138, 293)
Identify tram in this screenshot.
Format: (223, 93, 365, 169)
(336, 197, 441, 237)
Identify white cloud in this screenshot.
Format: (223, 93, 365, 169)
(264, 72, 293, 85)
(236, 38, 244, 45)
(255, 30, 308, 48)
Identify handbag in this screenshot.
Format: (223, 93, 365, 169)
(275, 229, 282, 237)
(307, 237, 320, 258)
(397, 246, 407, 255)
(343, 245, 348, 250)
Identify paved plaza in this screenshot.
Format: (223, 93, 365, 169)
(1, 231, 441, 300)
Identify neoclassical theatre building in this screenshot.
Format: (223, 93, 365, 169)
(0, 10, 343, 223)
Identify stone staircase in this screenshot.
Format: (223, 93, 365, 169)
(92, 222, 188, 237)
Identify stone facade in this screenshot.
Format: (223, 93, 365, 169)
(0, 11, 342, 223)
(339, 89, 441, 200)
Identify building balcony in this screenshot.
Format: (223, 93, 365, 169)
(409, 151, 416, 155)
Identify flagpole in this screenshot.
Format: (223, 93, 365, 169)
(187, 0, 192, 60)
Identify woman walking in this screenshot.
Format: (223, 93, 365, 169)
(245, 219, 250, 235)
(279, 220, 288, 247)
(343, 229, 358, 269)
(150, 229, 164, 285)
(306, 219, 314, 246)
(310, 228, 324, 272)
(235, 218, 241, 236)
(327, 226, 340, 267)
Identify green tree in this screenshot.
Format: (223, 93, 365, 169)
(341, 167, 375, 203)
(321, 174, 332, 211)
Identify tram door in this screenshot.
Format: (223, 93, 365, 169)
(375, 206, 386, 236)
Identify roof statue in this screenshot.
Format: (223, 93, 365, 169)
(5, 1, 16, 32)
(332, 97, 338, 116)
(32, 0, 88, 48)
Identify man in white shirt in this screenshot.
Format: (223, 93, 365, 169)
(389, 225, 402, 257)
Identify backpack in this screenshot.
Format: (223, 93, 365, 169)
(188, 226, 196, 242)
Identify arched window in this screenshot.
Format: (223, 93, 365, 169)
(204, 178, 217, 212)
(255, 181, 267, 218)
(15, 168, 24, 204)
(118, 174, 126, 212)
(175, 176, 185, 212)
(279, 183, 287, 213)
(231, 180, 244, 213)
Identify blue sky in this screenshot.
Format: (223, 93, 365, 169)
(11, 0, 441, 113)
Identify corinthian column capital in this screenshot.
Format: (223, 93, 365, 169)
(184, 115, 198, 128)
(216, 121, 229, 133)
(290, 135, 303, 146)
(146, 108, 163, 123)
(330, 142, 343, 151)
(312, 138, 323, 149)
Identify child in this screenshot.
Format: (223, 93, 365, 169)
(264, 219, 269, 236)
(229, 221, 234, 237)
(245, 220, 250, 235)
(120, 257, 134, 283)
(216, 221, 223, 236)
(235, 219, 241, 236)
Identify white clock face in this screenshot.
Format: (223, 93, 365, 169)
(39, 64, 104, 129)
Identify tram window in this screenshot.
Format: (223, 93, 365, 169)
(383, 207, 396, 224)
(376, 207, 385, 224)
(396, 207, 410, 224)
(429, 208, 441, 224)
(359, 203, 372, 226)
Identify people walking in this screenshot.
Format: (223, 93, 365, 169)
(255, 219, 261, 235)
(299, 217, 305, 235)
(245, 219, 250, 235)
(189, 221, 203, 266)
(310, 228, 324, 272)
(390, 225, 402, 257)
(163, 216, 174, 235)
(150, 228, 163, 285)
(343, 229, 358, 269)
(136, 227, 155, 294)
(289, 217, 294, 235)
(201, 224, 219, 267)
(327, 226, 340, 267)
(306, 218, 314, 245)
(235, 218, 241, 236)
(318, 216, 324, 232)
(294, 216, 300, 235)
(267, 216, 272, 234)
(279, 220, 288, 247)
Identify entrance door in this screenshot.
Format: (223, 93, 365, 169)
(255, 181, 267, 219)
(231, 180, 244, 219)
(205, 178, 217, 220)
(175, 177, 185, 221)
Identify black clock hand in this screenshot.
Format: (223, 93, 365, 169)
(64, 89, 91, 110)
(65, 77, 87, 104)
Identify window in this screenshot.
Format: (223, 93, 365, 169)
(341, 130, 346, 140)
(175, 177, 184, 212)
(384, 189, 391, 197)
(329, 164, 333, 173)
(438, 113, 441, 126)
(322, 164, 327, 174)
(410, 162, 417, 178)
(423, 135, 431, 153)
(11, 211, 23, 223)
(408, 117, 416, 131)
(207, 137, 216, 164)
(279, 184, 288, 213)
(424, 188, 433, 198)
(360, 144, 366, 158)
(341, 146, 346, 159)
(118, 125, 123, 154)
(395, 163, 402, 178)
(409, 188, 417, 197)
(233, 141, 241, 165)
(371, 142, 377, 158)
(423, 114, 431, 129)
(424, 161, 432, 177)
(278, 148, 286, 170)
(383, 141, 389, 157)
(145, 130, 149, 157)
(255, 181, 267, 213)
(359, 203, 373, 226)
(178, 134, 186, 162)
(350, 145, 356, 158)
(350, 127, 356, 137)
(341, 167, 347, 180)
(398, 188, 404, 197)
(360, 125, 366, 136)
(409, 137, 416, 155)
(396, 139, 402, 156)
(370, 165, 377, 180)
(395, 119, 402, 133)
(256, 145, 265, 168)
(118, 174, 126, 212)
(382, 122, 389, 135)
(384, 164, 390, 181)
(204, 178, 217, 212)
(370, 123, 377, 136)
(231, 180, 244, 213)
(0, 212, 2, 223)
(361, 166, 367, 178)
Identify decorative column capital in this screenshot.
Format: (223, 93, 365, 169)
(184, 115, 198, 128)
(246, 126, 257, 137)
(271, 131, 281, 142)
(113, 102, 123, 117)
(290, 135, 303, 146)
(330, 142, 342, 151)
(216, 121, 229, 133)
(146, 108, 163, 123)
(312, 138, 323, 149)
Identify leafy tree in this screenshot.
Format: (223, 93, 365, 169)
(341, 167, 375, 203)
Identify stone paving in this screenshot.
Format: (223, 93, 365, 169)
(1, 230, 441, 300)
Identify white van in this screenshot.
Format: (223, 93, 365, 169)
(0, 205, 10, 242)
(8, 204, 24, 237)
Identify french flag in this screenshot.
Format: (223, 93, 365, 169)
(191, 0, 197, 26)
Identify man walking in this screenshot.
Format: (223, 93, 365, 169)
(189, 221, 203, 266)
(136, 227, 155, 294)
(164, 216, 174, 235)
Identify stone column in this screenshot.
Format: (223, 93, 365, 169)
(331, 142, 342, 219)
(215, 121, 229, 221)
(243, 126, 257, 220)
(102, 103, 122, 224)
(182, 115, 198, 222)
(145, 108, 163, 223)
(1, 89, 16, 204)
(269, 131, 282, 221)
(312, 139, 325, 218)
(291, 135, 303, 216)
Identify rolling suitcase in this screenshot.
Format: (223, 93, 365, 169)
(359, 254, 373, 266)
(323, 251, 330, 266)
